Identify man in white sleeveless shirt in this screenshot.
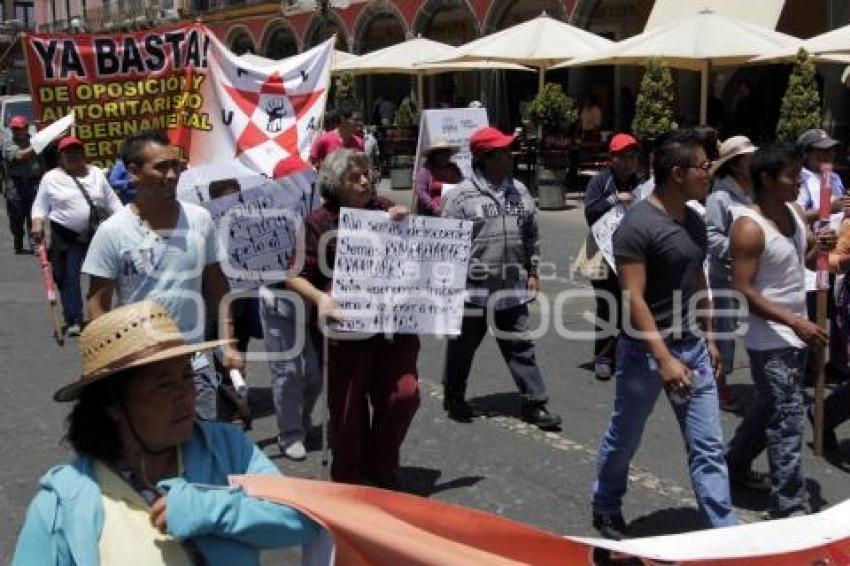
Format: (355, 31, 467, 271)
(725, 143, 835, 519)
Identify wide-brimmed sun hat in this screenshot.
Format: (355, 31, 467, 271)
(424, 136, 461, 155)
(55, 301, 232, 402)
(710, 135, 757, 175)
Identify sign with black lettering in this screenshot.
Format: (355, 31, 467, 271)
(331, 208, 473, 335)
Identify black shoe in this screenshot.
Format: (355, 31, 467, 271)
(443, 397, 477, 422)
(807, 406, 839, 453)
(521, 403, 562, 430)
(729, 468, 771, 492)
(592, 512, 629, 540)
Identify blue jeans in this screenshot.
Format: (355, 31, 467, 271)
(726, 347, 808, 515)
(593, 337, 737, 528)
(52, 241, 87, 326)
(260, 291, 321, 444)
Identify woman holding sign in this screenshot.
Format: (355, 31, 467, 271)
(286, 149, 420, 487)
(414, 137, 463, 216)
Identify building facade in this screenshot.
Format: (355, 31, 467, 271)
(22, 0, 850, 135)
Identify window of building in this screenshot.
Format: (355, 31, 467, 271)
(15, 1, 35, 29)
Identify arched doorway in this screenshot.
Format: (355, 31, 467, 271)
(226, 27, 256, 56)
(414, 0, 479, 108)
(354, 2, 408, 124)
(304, 12, 350, 51)
(261, 21, 299, 60)
(485, 0, 564, 33)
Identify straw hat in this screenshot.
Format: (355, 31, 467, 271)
(55, 301, 232, 402)
(710, 135, 757, 175)
(424, 137, 461, 155)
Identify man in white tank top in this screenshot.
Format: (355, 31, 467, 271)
(725, 143, 834, 519)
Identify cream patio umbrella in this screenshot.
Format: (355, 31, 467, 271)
(557, 9, 802, 123)
(750, 22, 850, 64)
(431, 12, 614, 94)
(334, 36, 532, 107)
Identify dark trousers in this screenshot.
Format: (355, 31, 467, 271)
(51, 240, 87, 326)
(6, 188, 35, 251)
(590, 269, 621, 363)
(442, 303, 548, 404)
(327, 334, 420, 484)
(824, 381, 850, 433)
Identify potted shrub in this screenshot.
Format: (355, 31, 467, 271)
(632, 57, 678, 178)
(527, 82, 578, 208)
(632, 57, 678, 141)
(776, 48, 822, 142)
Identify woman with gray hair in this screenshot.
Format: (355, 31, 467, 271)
(286, 149, 421, 487)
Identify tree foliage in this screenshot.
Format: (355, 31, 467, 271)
(527, 82, 578, 136)
(776, 48, 822, 142)
(632, 57, 678, 140)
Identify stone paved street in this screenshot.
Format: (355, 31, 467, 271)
(2, 187, 849, 563)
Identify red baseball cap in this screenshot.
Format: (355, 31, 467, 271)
(609, 133, 639, 154)
(8, 115, 28, 129)
(469, 127, 516, 154)
(58, 136, 84, 151)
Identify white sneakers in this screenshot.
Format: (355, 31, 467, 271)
(66, 324, 82, 337)
(280, 439, 306, 461)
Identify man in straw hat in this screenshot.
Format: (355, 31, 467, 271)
(13, 301, 320, 564)
(414, 136, 463, 216)
(440, 126, 561, 430)
(83, 129, 244, 422)
(705, 135, 757, 415)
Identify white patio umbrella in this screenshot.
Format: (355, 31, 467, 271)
(557, 9, 803, 123)
(431, 12, 614, 94)
(334, 36, 532, 106)
(751, 22, 850, 63)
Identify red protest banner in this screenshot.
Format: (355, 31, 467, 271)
(23, 24, 212, 168)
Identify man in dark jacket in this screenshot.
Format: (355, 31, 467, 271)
(583, 133, 641, 380)
(440, 127, 561, 430)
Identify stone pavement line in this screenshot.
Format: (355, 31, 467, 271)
(418, 378, 762, 524)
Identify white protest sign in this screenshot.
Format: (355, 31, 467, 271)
(413, 107, 489, 179)
(178, 170, 320, 289)
(31, 112, 75, 154)
(331, 208, 473, 335)
(590, 204, 627, 272)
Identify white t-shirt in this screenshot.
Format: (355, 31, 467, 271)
(82, 202, 225, 343)
(31, 166, 123, 234)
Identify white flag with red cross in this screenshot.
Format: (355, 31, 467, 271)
(188, 34, 332, 178)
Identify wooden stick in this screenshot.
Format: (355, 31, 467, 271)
(813, 163, 834, 456)
(813, 289, 827, 456)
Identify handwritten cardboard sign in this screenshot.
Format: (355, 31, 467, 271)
(331, 208, 473, 335)
(590, 203, 626, 272)
(178, 170, 319, 289)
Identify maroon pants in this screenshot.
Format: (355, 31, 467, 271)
(326, 334, 420, 483)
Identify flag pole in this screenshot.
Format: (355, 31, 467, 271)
(813, 163, 833, 456)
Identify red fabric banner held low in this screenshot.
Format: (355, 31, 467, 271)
(231, 475, 850, 566)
